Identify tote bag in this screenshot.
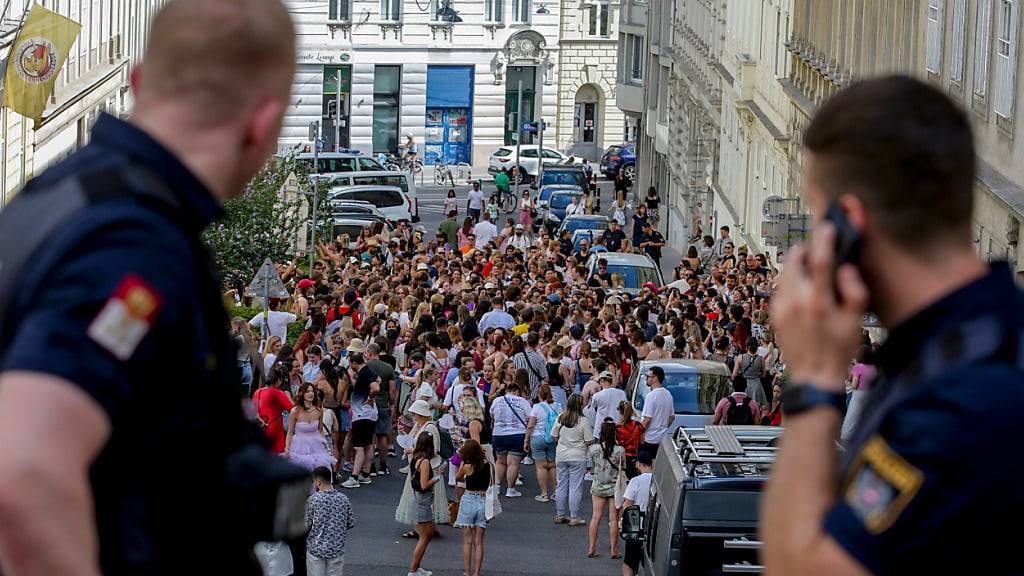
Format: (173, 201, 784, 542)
(613, 455, 627, 509)
(485, 461, 503, 520)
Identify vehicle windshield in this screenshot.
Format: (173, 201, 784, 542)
(550, 194, 578, 209)
(541, 171, 586, 188)
(332, 224, 365, 240)
(632, 369, 731, 415)
(605, 264, 661, 289)
(563, 218, 609, 233)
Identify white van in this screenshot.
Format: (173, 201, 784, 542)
(327, 185, 414, 223)
(321, 171, 418, 221)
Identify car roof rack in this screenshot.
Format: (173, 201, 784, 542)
(677, 426, 782, 467)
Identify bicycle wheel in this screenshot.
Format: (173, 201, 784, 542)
(434, 167, 447, 186)
(385, 162, 401, 171)
(413, 160, 424, 174)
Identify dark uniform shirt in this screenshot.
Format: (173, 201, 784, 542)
(0, 115, 256, 574)
(824, 262, 1024, 575)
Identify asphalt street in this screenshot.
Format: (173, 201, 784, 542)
(340, 453, 623, 576)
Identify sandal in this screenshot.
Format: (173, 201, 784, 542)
(610, 553, 621, 559)
(401, 530, 417, 539)
(587, 552, 599, 558)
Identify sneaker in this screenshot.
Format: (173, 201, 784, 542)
(341, 477, 360, 489)
(505, 488, 522, 498)
(399, 465, 410, 474)
(342, 462, 354, 472)
(369, 464, 379, 477)
(416, 569, 433, 576)
(380, 465, 391, 476)
(515, 475, 524, 486)
(568, 517, 587, 527)
(534, 494, 550, 502)
(389, 447, 397, 457)
(522, 456, 534, 465)
(554, 516, 569, 524)
(359, 474, 373, 485)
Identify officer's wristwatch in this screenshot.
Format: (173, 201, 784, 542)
(782, 383, 846, 416)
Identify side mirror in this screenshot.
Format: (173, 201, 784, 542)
(620, 505, 644, 541)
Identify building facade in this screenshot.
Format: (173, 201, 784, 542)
(283, 0, 562, 167)
(553, 0, 625, 159)
(0, 0, 168, 206)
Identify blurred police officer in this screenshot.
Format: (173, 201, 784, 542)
(763, 76, 1024, 575)
(0, 1, 296, 574)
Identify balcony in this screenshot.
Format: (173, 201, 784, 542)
(783, 36, 851, 113)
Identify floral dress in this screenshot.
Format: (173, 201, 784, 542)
(587, 444, 625, 498)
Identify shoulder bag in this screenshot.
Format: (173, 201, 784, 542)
(613, 451, 627, 509)
(485, 459, 503, 520)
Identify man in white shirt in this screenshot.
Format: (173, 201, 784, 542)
(588, 371, 626, 436)
(473, 211, 499, 249)
(506, 223, 532, 252)
(248, 299, 297, 343)
(639, 366, 674, 461)
(622, 454, 654, 576)
(564, 195, 584, 217)
(467, 182, 485, 222)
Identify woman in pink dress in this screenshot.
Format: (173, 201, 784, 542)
(284, 382, 337, 471)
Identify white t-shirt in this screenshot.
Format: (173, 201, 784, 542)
(473, 220, 498, 249)
(468, 189, 484, 210)
(490, 394, 532, 436)
(623, 472, 653, 509)
(530, 402, 558, 438)
(416, 381, 438, 406)
(589, 387, 627, 436)
(640, 387, 674, 444)
(249, 310, 297, 342)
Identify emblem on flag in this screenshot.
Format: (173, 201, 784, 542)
(2, 4, 81, 121)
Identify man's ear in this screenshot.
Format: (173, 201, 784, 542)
(837, 193, 868, 234)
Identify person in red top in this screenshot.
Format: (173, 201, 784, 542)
(252, 365, 295, 453)
(327, 289, 363, 330)
(615, 401, 644, 479)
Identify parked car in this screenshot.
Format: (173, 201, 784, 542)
(537, 190, 583, 233)
(598, 144, 624, 175)
(327, 185, 414, 222)
(602, 143, 636, 180)
(332, 217, 394, 249)
(536, 165, 591, 193)
(584, 251, 665, 294)
(570, 229, 610, 253)
(626, 359, 732, 434)
(488, 145, 568, 183)
(330, 200, 389, 220)
(558, 214, 610, 235)
(294, 150, 385, 174)
(320, 170, 418, 221)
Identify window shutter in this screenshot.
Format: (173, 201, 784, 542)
(952, 0, 966, 81)
(995, 0, 1019, 117)
(927, 0, 944, 73)
(976, 0, 993, 96)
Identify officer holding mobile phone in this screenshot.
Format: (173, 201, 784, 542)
(763, 76, 1024, 575)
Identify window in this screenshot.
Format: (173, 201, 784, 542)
(630, 35, 644, 81)
(541, 149, 563, 159)
(372, 66, 402, 154)
(995, 0, 1018, 117)
(926, 0, 944, 73)
(520, 149, 539, 158)
(511, 0, 530, 23)
(485, 0, 504, 22)
(329, 0, 351, 20)
(588, 1, 609, 36)
(353, 189, 403, 208)
(952, 0, 967, 82)
(431, 0, 460, 21)
(380, 0, 401, 21)
(976, 0, 994, 96)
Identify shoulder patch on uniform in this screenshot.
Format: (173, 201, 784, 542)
(87, 275, 162, 361)
(843, 434, 924, 535)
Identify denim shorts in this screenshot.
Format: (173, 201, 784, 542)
(492, 433, 526, 457)
(530, 435, 557, 462)
(455, 492, 488, 528)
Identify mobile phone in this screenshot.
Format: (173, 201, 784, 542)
(824, 202, 862, 298)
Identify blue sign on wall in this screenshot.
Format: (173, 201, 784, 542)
(425, 66, 474, 165)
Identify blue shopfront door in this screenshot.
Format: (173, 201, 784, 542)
(425, 66, 474, 165)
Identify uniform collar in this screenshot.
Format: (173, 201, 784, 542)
(90, 114, 223, 230)
(875, 261, 1013, 377)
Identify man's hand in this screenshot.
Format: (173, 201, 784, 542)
(770, 223, 868, 390)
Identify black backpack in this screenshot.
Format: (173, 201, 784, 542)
(410, 457, 429, 493)
(726, 396, 754, 425)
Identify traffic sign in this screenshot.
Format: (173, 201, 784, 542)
(522, 120, 548, 133)
(245, 258, 291, 299)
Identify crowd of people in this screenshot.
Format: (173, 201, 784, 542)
(234, 180, 879, 576)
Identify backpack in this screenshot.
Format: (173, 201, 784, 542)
(726, 396, 754, 425)
(543, 402, 562, 444)
(437, 427, 456, 460)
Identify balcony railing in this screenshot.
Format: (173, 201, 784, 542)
(785, 36, 851, 109)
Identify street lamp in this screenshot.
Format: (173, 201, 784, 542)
(536, 3, 550, 13)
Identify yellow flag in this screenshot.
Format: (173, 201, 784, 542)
(2, 4, 81, 121)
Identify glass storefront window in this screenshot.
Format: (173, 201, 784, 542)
(372, 66, 401, 154)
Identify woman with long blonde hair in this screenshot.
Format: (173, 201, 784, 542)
(262, 335, 283, 375)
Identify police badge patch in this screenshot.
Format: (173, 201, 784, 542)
(843, 435, 924, 535)
(87, 275, 162, 361)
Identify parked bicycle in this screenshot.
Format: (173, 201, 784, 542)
(434, 161, 470, 187)
(383, 152, 423, 174)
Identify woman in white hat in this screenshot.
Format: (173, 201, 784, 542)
(396, 400, 449, 537)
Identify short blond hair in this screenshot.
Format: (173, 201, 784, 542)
(138, 0, 295, 126)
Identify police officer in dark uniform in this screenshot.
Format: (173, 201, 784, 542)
(0, 2, 303, 574)
(763, 76, 1024, 575)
